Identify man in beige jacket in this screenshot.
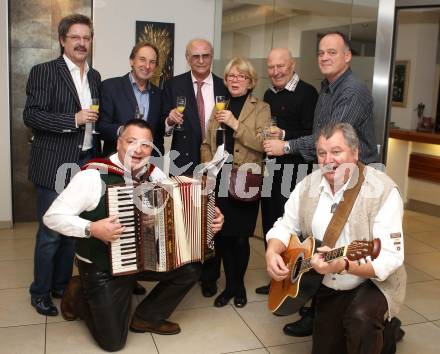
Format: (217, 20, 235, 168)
(265, 122, 406, 354)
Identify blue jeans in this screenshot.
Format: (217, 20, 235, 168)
(30, 186, 76, 298)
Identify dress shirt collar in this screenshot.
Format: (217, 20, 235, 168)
(319, 171, 352, 200)
(321, 68, 351, 94)
(109, 153, 148, 180)
(191, 71, 213, 85)
(269, 72, 300, 93)
(129, 72, 151, 93)
(63, 54, 89, 75)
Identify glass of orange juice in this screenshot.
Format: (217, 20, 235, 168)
(215, 96, 227, 131)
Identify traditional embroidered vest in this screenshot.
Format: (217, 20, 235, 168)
(297, 165, 407, 319)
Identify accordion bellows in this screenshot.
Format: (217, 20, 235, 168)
(107, 176, 215, 275)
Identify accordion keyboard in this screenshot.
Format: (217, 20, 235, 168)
(107, 185, 139, 274)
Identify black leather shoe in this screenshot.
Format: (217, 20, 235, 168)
(390, 317, 405, 342)
(299, 306, 312, 317)
(133, 282, 147, 296)
(202, 281, 218, 298)
(51, 289, 64, 299)
(234, 295, 247, 308)
(255, 283, 270, 295)
(214, 291, 234, 307)
(31, 296, 58, 316)
(396, 328, 405, 342)
(283, 313, 314, 337)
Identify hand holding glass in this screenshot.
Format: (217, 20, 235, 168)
(175, 96, 186, 131)
(263, 118, 278, 162)
(90, 98, 99, 134)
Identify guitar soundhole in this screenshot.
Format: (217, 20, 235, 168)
(290, 253, 304, 283)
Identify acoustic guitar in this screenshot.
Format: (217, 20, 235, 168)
(267, 234, 381, 316)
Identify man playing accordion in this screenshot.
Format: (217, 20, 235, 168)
(44, 119, 224, 352)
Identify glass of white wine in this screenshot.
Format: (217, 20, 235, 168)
(90, 98, 99, 134)
(175, 96, 186, 131)
(263, 117, 278, 162)
(215, 96, 227, 131)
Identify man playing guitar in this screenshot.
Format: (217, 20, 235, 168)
(265, 122, 406, 354)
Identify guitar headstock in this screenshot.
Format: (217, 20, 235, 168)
(346, 238, 381, 261)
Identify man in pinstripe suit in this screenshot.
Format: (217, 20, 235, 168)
(23, 14, 101, 316)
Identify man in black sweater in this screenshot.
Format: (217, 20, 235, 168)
(256, 48, 318, 295)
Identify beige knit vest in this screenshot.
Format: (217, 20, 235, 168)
(297, 165, 406, 319)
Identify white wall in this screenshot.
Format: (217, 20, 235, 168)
(93, 0, 216, 80)
(391, 18, 439, 129)
(0, 0, 12, 228)
(386, 138, 411, 203)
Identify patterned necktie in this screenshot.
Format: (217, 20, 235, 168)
(196, 81, 205, 139)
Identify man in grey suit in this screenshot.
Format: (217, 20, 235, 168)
(23, 14, 101, 316)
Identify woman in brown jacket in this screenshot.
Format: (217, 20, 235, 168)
(201, 57, 271, 308)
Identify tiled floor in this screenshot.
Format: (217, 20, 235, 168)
(1, 210, 440, 353)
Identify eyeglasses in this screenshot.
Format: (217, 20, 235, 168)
(65, 35, 92, 43)
(226, 73, 249, 82)
(190, 53, 212, 61)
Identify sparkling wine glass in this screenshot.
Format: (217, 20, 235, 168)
(134, 105, 144, 120)
(90, 98, 99, 134)
(216, 96, 228, 131)
(175, 96, 186, 131)
(263, 117, 278, 162)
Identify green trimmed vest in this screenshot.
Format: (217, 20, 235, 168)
(76, 172, 125, 272)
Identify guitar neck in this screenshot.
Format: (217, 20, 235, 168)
(299, 245, 347, 273)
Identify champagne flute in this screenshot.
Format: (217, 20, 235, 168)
(134, 105, 144, 120)
(175, 96, 186, 131)
(90, 98, 99, 134)
(215, 96, 227, 131)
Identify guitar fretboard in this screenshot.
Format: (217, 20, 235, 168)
(298, 245, 346, 273)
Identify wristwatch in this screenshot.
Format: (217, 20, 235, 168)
(85, 222, 92, 238)
(283, 141, 291, 154)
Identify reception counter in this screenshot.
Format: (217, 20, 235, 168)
(387, 128, 440, 214)
(389, 128, 440, 145)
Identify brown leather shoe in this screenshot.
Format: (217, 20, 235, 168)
(60, 275, 81, 321)
(129, 316, 181, 335)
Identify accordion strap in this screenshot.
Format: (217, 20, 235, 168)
(82, 158, 156, 180)
(81, 158, 125, 175)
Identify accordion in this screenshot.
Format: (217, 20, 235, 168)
(106, 176, 216, 276)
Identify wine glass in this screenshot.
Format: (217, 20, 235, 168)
(90, 98, 99, 134)
(215, 96, 227, 131)
(175, 96, 186, 131)
(263, 117, 278, 162)
(134, 105, 144, 120)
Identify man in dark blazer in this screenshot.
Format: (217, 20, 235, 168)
(23, 14, 101, 317)
(162, 38, 227, 298)
(98, 42, 164, 157)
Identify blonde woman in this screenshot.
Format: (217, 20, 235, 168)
(201, 57, 271, 308)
